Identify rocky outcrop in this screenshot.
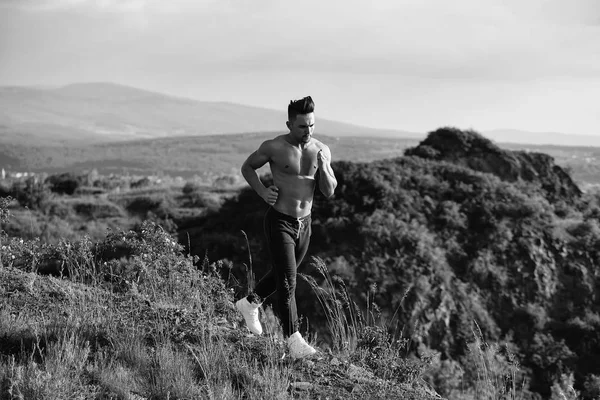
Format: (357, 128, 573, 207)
(405, 127, 582, 203)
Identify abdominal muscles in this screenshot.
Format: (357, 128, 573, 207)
(272, 172, 316, 218)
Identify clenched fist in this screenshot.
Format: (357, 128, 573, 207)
(317, 149, 329, 167)
(261, 185, 279, 206)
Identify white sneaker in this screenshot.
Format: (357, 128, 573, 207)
(287, 332, 316, 359)
(235, 297, 263, 335)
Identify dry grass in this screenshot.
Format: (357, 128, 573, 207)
(0, 215, 521, 399)
(0, 221, 301, 400)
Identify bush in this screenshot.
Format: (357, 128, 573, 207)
(45, 173, 82, 195)
(583, 374, 600, 400)
(0, 181, 11, 198)
(72, 200, 124, 219)
(125, 195, 171, 217)
(11, 177, 51, 210)
(46, 200, 73, 219)
(0, 196, 10, 224)
(182, 181, 201, 195)
(130, 177, 152, 189)
(213, 175, 239, 188)
(74, 186, 106, 196)
(0, 209, 44, 240)
(186, 190, 223, 209)
(94, 175, 130, 191)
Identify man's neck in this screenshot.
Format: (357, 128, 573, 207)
(284, 133, 310, 150)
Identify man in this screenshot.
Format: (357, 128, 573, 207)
(236, 96, 337, 359)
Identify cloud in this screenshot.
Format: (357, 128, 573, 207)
(504, 0, 600, 26)
(0, 0, 140, 12)
(0, 0, 223, 13)
(2, 0, 599, 82)
(195, 0, 600, 81)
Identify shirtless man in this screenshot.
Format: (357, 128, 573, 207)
(236, 96, 337, 359)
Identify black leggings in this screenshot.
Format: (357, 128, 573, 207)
(253, 207, 311, 337)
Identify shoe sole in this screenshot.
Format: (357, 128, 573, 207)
(290, 349, 317, 359)
(289, 344, 317, 359)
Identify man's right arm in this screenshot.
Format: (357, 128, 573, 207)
(241, 141, 278, 205)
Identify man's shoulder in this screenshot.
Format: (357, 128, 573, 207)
(259, 135, 287, 151)
(312, 139, 330, 151)
(271, 134, 289, 144)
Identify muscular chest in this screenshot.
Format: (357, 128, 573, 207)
(272, 147, 318, 176)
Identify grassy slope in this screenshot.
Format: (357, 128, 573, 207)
(0, 173, 543, 399)
(0, 236, 442, 400)
(0, 130, 590, 396)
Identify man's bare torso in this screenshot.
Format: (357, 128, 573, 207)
(269, 135, 324, 218)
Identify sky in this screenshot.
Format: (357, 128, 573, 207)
(0, 0, 599, 135)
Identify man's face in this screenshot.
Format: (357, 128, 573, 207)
(288, 113, 315, 144)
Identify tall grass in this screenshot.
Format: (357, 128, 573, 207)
(464, 326, 525, 400)
(0, 221, 299, 400)
(1, 333, 94, 399)
(423, 323, 535, 400)
(1, 196, 12, 270)
(299, 256, 430, 385)
(0, 211, 539, 399)
(299, 256, 361, 353)
(300, 256, 538, 400)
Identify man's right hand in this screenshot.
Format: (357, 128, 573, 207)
(261, 185, 279, 206)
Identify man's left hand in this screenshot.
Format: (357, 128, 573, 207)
(317, 149, 329, 167)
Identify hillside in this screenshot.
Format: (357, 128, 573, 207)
(405, 127, 582, 202)
(183, 128, 600, 399)
(0, 83, 420, 145)
(3, 129, 600, 190)
(3, 126, 600, 398)
(0, 132, 420, 181)
(2, 82, 600, 149)
(0, 219, 443, 399)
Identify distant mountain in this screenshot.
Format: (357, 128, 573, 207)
(0, 82, 420, 145)
(483, 128, 600, 148)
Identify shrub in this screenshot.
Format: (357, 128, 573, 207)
(583, 374, 600, 400)
(550, 373, 579, 400)
(72, 199, 124, 219)
(45, 200, 73, 219)
(186, 190, 224, 210)
(11, 177, 51, 210)
(45, 172, 82, 195)
(130, 177, 152, 189)
(125, 195, 171, 217)
(94, 175, 130, 191)
(73, 186, 106, 196)
(182, 181, 201, 195)
(213, 175, 239, 188)
(1, 209, 44, 240)
(0, 196, 10, 224)
(96, 221, 233, 310)
(0, 181, 11, 198)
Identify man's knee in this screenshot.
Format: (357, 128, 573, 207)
(282, 275, 297, 296)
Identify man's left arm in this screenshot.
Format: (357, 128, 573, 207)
(317, 146, 337, 198)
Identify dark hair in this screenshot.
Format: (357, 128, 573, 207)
(288, 96, 314, 122)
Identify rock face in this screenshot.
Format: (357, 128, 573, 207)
(405, 127, 582, 203)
